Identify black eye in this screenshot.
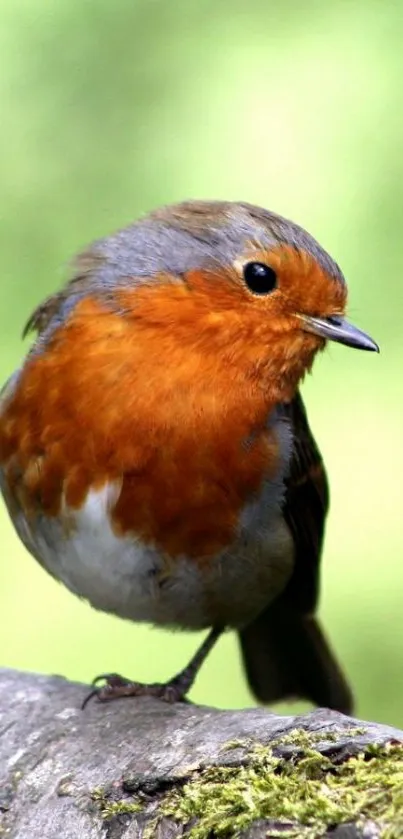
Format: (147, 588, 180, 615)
(243, 262, 277, 295)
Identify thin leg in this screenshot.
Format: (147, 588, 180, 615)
(82, 626, 223, 708)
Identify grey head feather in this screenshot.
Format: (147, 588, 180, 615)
(88, 200, 343, 285)
(24, 200, 345, 343)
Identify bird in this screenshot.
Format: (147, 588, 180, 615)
(0, 200, 378, 713)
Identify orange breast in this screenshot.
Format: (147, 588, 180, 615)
(0, 294, 280, 559)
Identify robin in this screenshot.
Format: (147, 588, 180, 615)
(0, 200, 378, 712)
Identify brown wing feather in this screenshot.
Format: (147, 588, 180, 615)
(238, 391, 353, 712)
(281, 389, 329, 613)
(22, 251, 106, 338)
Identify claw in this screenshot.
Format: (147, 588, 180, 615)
(82, 672, 191, 709)
(81, 628, 223, 711)
(90, 672, 127, 687)
(82, 673, 133, 709)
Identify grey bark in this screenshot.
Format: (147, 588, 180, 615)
(0, 668, 401, 839)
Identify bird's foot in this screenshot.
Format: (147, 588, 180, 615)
(82, 626, 224, 710)
(82, 672, 190, 708)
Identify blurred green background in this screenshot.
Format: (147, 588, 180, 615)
(1, 0, 402, 726)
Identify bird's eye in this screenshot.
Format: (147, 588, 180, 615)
(242, 262, 277, 295)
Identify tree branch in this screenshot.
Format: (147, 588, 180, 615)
(0, 668, 401, 838)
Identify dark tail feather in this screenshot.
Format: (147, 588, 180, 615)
(239, 598, 353, 714)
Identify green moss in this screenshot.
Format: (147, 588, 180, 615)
(90, 787, 143, 820)
(271, 727, 368, 748)
(160, 732, 403, 839)
(221, 727, 368, 757)
(99, 800, 143, 819)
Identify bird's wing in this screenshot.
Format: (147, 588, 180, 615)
(281, 389, 329, 613)
(238, 391, 353, 712)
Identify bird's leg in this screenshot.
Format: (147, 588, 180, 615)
(82, 625, 223, 708)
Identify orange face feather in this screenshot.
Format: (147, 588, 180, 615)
(0, 243, 346, 559)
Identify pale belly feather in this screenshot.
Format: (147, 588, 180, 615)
(14, 483, 293, 629)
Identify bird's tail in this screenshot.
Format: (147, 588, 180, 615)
(238, 597, 353, 714)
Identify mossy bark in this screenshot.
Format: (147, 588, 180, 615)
(0, 669, 402, 838)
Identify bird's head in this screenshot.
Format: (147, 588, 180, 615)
(27, 200, 378, 405)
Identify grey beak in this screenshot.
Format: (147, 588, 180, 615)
(300, 314, 379, 352)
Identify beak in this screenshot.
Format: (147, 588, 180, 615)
(299, 314, 379, 352)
